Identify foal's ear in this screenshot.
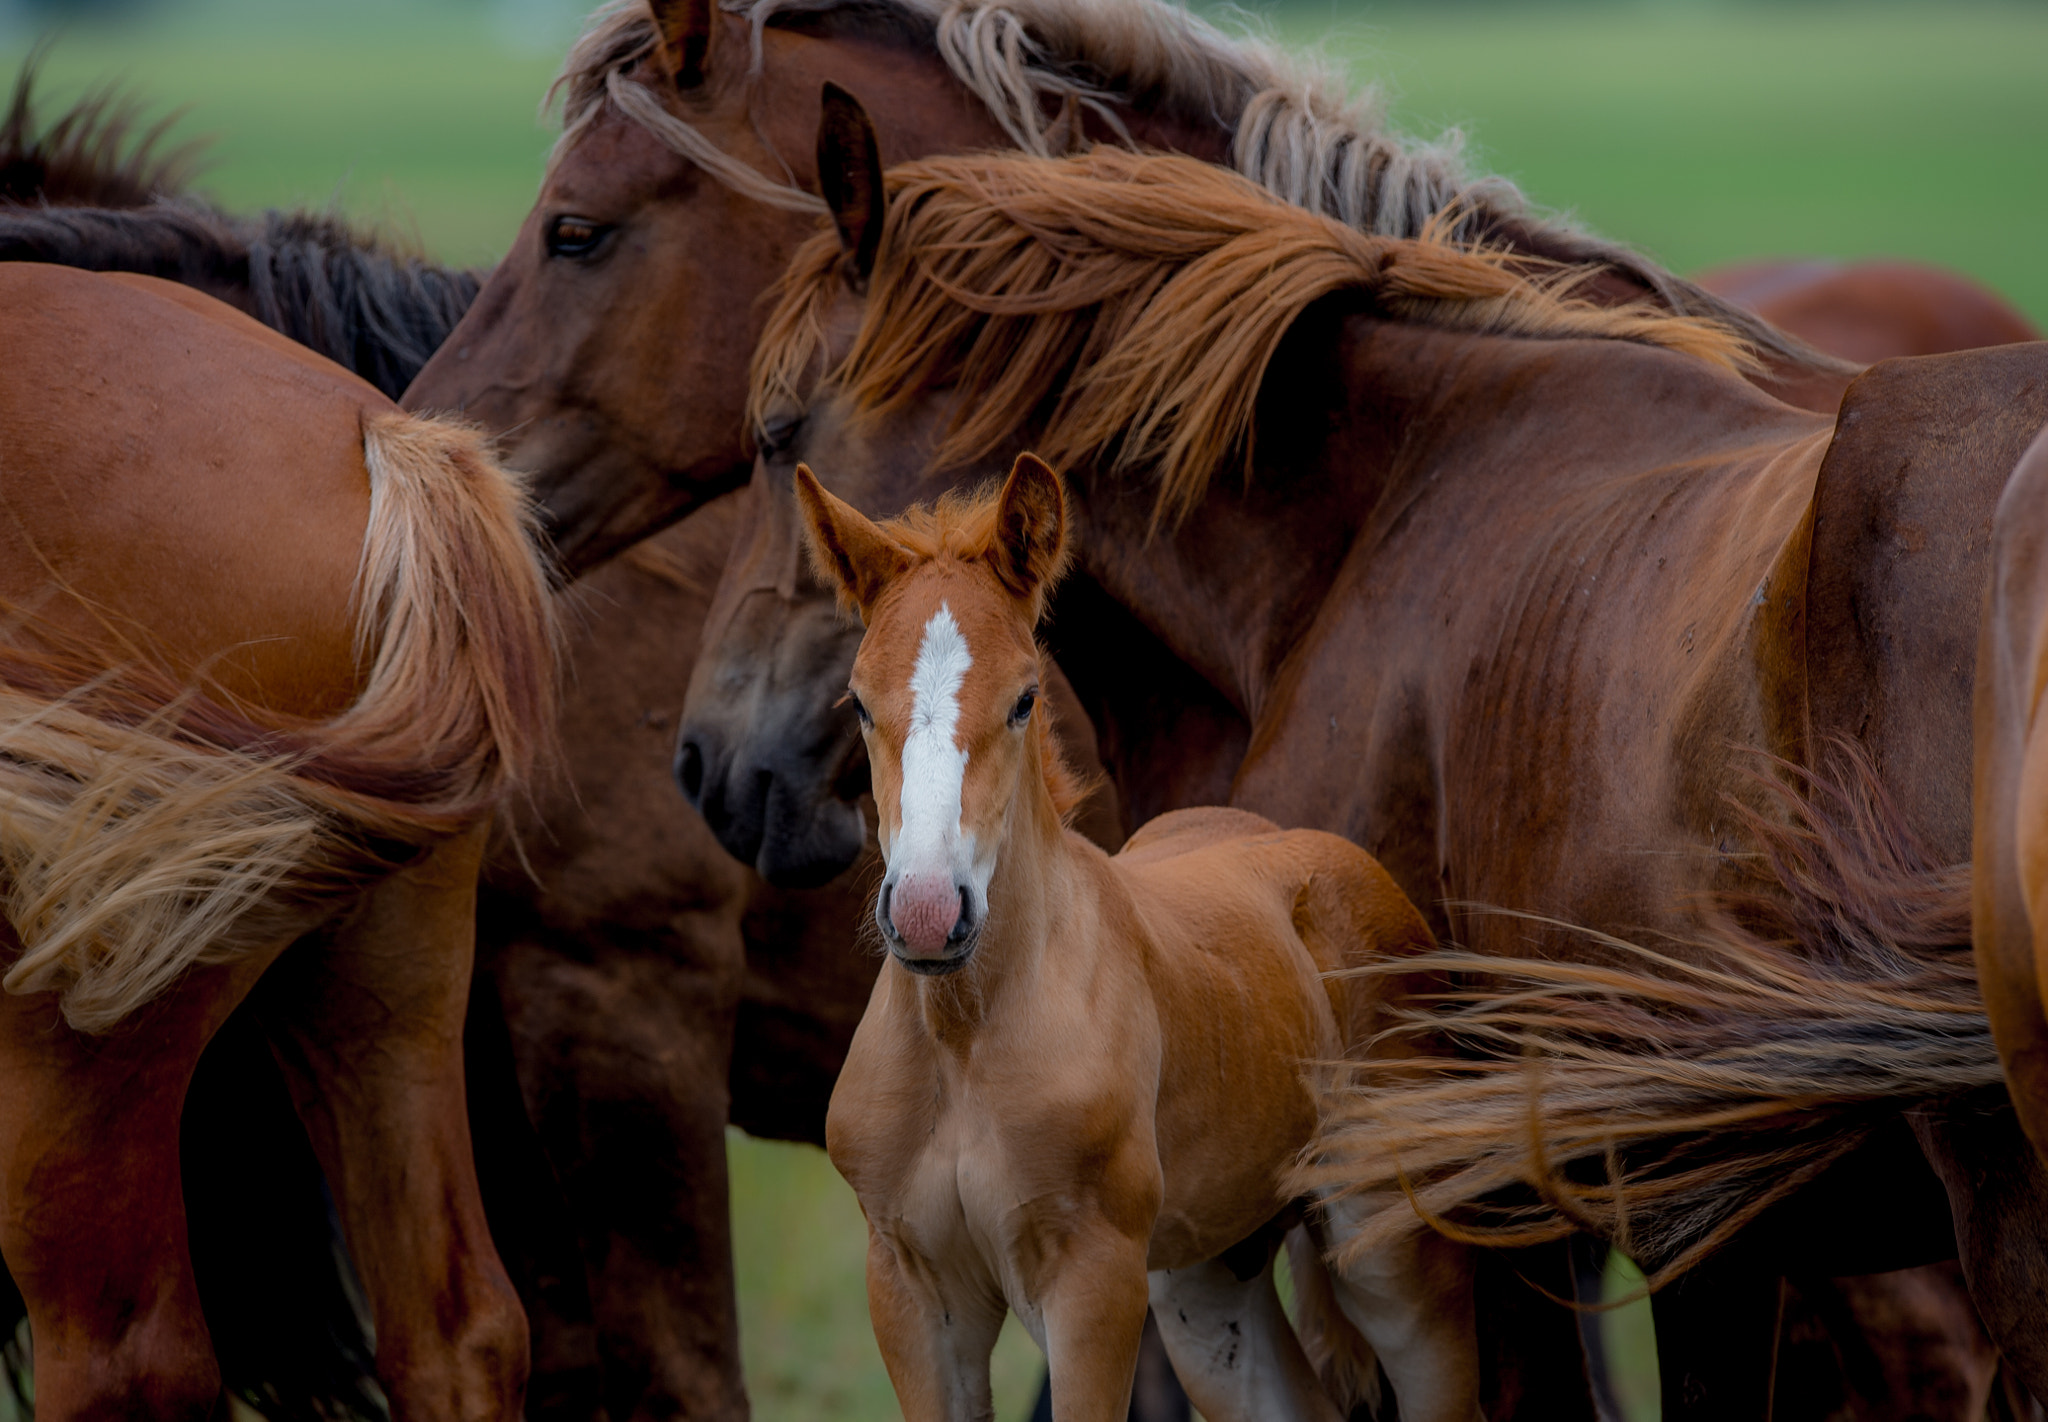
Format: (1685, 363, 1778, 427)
(817, 82, 886, 287)
(989, 453, 1069, 608)
(648, 0, 715, 87)
(795, 463, 908, 619)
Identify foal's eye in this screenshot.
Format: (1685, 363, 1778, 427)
(1008, 687, 1037, 728)
(846, 692, 873, 729)
(545, 215, 612, 260)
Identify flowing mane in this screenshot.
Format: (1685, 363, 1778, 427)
(752, 147, 1758, 523)
(550, 0, 1841, 372)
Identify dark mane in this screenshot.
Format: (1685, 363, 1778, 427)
(0, 46, 203, 208)
(1, 53, 484, 398)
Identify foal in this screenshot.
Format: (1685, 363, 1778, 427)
(804, 454, 1478, 1422)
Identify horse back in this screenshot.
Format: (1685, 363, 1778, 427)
(1113, 815, 1431, 1054)
(1807, 341, 2048, 861)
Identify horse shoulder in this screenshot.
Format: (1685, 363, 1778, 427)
(1808, 341, 2048, 860)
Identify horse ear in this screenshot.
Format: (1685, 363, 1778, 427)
(817, 82, 886, 287)
(794, 463, 907, 618)
(649, 0, 715, 87)
(1043, 92, 1086, 157)
(989, 453, 1068, 607)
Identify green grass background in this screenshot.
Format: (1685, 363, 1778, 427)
(3, 3, 2042, 1418)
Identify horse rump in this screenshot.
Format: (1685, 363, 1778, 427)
(0, 410, 557, 1033)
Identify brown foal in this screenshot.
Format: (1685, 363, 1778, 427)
(800, 456, 1476, 1422)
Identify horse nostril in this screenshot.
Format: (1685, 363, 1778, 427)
(879, 881, 895, 935)
(674, 739, 705, 801)
(948, 886, 973, 944)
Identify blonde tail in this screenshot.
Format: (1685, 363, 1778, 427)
(0, 410, 558, 1032)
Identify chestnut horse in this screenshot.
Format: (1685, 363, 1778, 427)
(0, 264, 556, 1417)
(801, 457, 1469, 1422)
(681, 127, 2048, 1416)
(1975, 422, 2048, 1161)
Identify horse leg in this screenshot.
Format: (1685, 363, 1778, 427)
(257, 824, 528, 1420)
(0, 946, 284, 1420)
(1313, 1191, 1484, 1422)
(482, 916, 747, 1421)
(862, 1229, 1009, 1422)
(1910, 1096, 2048, 1397)
(1146, 1229, 1340, 1422)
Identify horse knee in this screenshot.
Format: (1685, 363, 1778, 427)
(30, 1305, 223, 1422)
(381, 1271, 530, 1418)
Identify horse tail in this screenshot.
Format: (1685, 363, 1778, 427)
(1294, 739, 1996, 1283)
(1285, 1225, 1381, 1419)
(0, 410, 557, 1032)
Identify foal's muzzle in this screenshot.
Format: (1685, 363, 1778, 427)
(878, 876, 981, 974)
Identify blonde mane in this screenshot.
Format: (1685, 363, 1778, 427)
(547, 0, 1844, 374)
(753, 147, 1758, 524)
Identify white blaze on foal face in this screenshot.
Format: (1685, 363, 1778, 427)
(874, 602, 990, 962)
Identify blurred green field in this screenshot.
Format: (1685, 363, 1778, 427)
(2, 4, 2037, 1418)
(3, 1, 2045, 319)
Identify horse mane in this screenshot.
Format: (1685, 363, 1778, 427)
(0, 201, 483, 400)
(754, 148, 1758, 525)
(0, 53, 481, 399)
(550, 0, 1844, 375)
(1, 48, 204, 208)
(861, 486, 1088, 820)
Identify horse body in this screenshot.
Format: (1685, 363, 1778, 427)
(0, 264, 556, 1417)
(687, 135, 2048, 1410)
(803, 462, 1468, 1422)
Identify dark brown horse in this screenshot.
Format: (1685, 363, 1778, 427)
(680, 124, 2048, 1417)
(0, 264, 556, 1418)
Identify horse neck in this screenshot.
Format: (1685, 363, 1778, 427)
(907, 736, 1076, 1045)
(1063, 302, 1424, 724)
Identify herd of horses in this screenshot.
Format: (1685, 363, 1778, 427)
(3, 0, 2048, 1418)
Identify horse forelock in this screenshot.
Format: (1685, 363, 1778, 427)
(751, 148, 1761, 526)
(856, 494, 1086, 820)
(546, 0, 1840, 376)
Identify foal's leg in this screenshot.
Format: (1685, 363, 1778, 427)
(862, 1229, 1009, 1422)
(1314, 1191, 1485, 1422)
(1147, 1231, 1341, 1422)
(0, 946, 285, 1420)
(259, 824, 528, 1421)
(1034, 1223, 1153, 1422)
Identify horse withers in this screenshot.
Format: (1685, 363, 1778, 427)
(801, 456, 1475, 1422)
(0, 264, 556, 1418)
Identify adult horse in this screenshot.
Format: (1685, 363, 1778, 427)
(0, 263, 556, 1417)
(680, 128, 2048, 1417)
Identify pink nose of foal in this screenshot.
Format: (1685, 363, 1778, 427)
(889, 874, 966, 957)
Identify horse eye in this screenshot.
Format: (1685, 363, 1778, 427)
(546, 215, 612, 260)
(1008, 687, 1037, 727)
(847, 692, 872, 729)
(758, 413, 803, 457)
